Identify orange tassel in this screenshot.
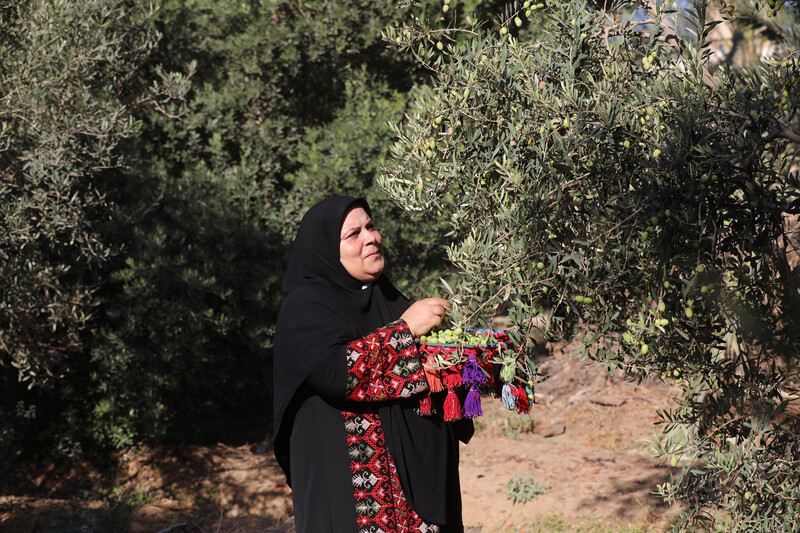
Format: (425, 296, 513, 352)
(423, 353, 444, 392)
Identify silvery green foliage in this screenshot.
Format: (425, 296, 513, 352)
(0, 0, 191, 385)
(382, 0, 800, 529)
(0, 0, 194, 456)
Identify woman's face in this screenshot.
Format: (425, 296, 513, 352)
(339, 206, 384, 283)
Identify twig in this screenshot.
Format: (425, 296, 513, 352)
(155, 523, 187, 533)
(190, 519, 214, 533)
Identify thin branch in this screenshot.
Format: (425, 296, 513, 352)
(771, 119, 800, 145)
(155, 523, 188, 533)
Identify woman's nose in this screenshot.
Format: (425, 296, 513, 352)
(364, 228, 380, 244)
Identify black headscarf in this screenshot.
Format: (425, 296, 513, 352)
(272, 196, 470, 526)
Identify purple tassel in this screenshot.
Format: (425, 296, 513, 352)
(502, 383, 516, 410)
(464, 388, 483, 418)
(461, 352, 488, 388)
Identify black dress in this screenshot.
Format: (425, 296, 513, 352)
(272, 196, 472, 533)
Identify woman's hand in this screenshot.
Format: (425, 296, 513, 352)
(401, 298, 450, 337)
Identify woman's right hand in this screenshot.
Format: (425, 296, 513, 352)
(401, 298, 450, 337)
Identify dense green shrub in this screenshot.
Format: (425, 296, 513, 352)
(382, 0, 800, 529)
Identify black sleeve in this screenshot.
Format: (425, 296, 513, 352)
(303, 346, 349, 402)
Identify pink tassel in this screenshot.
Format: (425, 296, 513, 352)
(443, 390, 462, 421)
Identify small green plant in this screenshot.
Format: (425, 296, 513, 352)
(474, 397, 537, 438)
(125, 489, 153, 507)
(504, 473, 549, 504)
(498, 413, 536, 439)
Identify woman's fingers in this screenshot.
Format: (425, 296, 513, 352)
(401, 298, 451, 337)
(429, 298, 450, 316)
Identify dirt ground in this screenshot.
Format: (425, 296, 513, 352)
(1, 344, 683, 533)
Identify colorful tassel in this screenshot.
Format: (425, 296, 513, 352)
(443, 389, 462, 421)
(526, 385, 537, 405)
(442, 364, 462, 389)
(423, 353, 444, 393)
(502, 383, 516, 410)
(419, 395, 432, 416)
(461, 352, 488, 388)
(464, 388, 483, 418)
(500, 359, 516, 383)
(514, 386, 531, 414)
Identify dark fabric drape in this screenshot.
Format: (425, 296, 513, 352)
(272, 196, 472, 529)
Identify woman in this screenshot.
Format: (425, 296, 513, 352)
(273, 195, 473, 533)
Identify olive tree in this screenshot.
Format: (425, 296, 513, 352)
(0, 0, 195, 457)
(0, 0, 188, 385)
(382, 0, 800, 529)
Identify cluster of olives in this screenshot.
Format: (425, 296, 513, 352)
(639, 207, 672, 242)
(522, 0, 545, 16)
(642, 49, 658, 70)
(777, 88, 790, 111)
(766, 0, 782, 17)
(419, 327, 499, 346)
(423, 138, 437, 159)
(498, 1, 545, 35)
(660, 368, 682, 383)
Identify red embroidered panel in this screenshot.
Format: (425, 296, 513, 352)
(342, 410, 440, 533)
(342, 321, 438, 532)
(344, 320, 428, 402)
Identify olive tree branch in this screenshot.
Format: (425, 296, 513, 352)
(765, 118, 800, 145)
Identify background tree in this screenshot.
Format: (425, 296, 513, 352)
(382, 0, 800, 529)
(1, 0, 509, 471)
(0, 0, 193, 457)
